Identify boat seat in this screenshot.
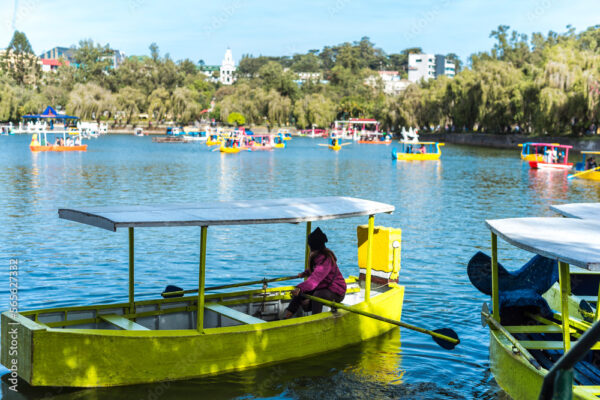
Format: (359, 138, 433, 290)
(205, 303, 266, 325)
(100, 314, 150, 330)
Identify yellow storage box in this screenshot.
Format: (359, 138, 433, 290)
(357, 225, 401, 283)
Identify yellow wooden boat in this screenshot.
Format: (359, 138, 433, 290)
(519, 143, 561, 161)
(392, 142, 444, 160)
(1, 197, 411, 387)
(329, 144, 341, 151)
(473, 216, 600, 399)
(570, 151, 600, 181)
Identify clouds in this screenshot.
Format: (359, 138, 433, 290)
(0, 0, 597, 64)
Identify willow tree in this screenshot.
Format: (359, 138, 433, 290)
(67, 83, 114, 121)
(116, 86, 146, 124)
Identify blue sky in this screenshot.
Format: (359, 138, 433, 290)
(0, 0, 598, 66)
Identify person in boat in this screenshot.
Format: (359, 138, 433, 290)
(419, 145, 426, 154)
(587, 157, 598, 170)
(74, 136, 81, 146)
(283, 227, 347, 319)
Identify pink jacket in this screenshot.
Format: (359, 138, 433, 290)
(297, 254, 347, 297)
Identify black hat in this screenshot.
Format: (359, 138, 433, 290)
(307, 227, 328, 251)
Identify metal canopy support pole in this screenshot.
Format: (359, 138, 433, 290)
(365, 215, 375, 301)
(304, 221, 312, 274)
(197, 226, 208, 333)
(559, 261, 571, 351)
(595, 276, 600, 322)
(491, 233, 500, 322)
(128, 227, 135, 315)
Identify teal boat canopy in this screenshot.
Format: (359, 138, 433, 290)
(485, 217, 600, 271)
(59, 196, 395, 232)
(551, 202, 600, 220)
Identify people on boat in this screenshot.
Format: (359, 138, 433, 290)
(283, 227, 347, 319)
(587, 157, 598, 170)
(74, 136, 81, 146)
(419, 145, 426, 154)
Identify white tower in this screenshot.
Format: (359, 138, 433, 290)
(219, 48, 236, 85)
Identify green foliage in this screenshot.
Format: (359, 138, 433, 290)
(227, 112, 246, 126)
(1, 31, 40, 86)
(7, 31, 34, 54)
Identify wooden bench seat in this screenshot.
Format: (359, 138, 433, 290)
(100, 314, 150, 330)
(205, 303, 265, 325)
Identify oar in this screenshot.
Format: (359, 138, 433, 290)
(567, 165, 600, 180)
(340, 142, 352, 146)
(302, 293, 459, 350)
(161, 275, 299, 298)
(317, 143, 329, 147)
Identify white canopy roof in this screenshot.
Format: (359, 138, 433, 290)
(486, 217, 600, 270)
(59, 197, 395, 232)
(550, 202, 600, 220)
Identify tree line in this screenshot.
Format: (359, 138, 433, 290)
(1, 26, 599, 135)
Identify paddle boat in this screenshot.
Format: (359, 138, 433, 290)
(247, 134, 276, 151)
(326, 137, 346, 151)
(468, 214, 600, 399)
(357, 132, 392, 144)
(278, 129, 292, 141)
(391, 142, 444, 160)
(528, 144, 573, 170)
(29, 132, 87, 152)
(133, 127, 144, 137)
(568, 151, 600, 181)
(274, 134, 286, 149)
(219, 137, 249, 153)
(519, 143, 560, 161)
(206, 132, 222, 146)
(0, 197, 459, 387)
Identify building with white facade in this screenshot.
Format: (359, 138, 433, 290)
(365, 71, 411, 95)
(408, 54, 455, 83)
(219, 48, 236, 85)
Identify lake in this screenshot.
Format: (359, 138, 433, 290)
(1, 134, 598, 399)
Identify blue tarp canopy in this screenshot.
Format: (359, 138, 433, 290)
(22, 106, 78, 120)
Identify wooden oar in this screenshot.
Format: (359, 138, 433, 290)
(567, 165, 600, 180)
(317, 143, 330, 147)
(161, 275, 299, 298)
(340, 142, 352, 146)
(302, 293, 459, 350)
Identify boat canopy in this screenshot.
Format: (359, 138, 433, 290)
(59, 196, 395, 232)
(23, 106, 78, 120)
(551, 202, 600, 220)
(486, 217, 600, 270)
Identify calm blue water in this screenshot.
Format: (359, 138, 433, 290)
(0, 134, 599, 399)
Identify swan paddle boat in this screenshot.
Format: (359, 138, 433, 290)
(391, 142, 444, 161)
(0, 197, 459, 387)
(469, 214, 600, 399)
(528, 144, 573, 170)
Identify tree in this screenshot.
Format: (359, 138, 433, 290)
(116, 86, 146, 124)
(2, 31, 39, 86)
(227, 112, 245, 126)
(67, 82, 114, 122)
(72, 39, 114, 86)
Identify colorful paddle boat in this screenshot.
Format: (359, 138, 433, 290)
(0, 197, 458, 387)
(274, 134, 286, 149)
(391, 142, 444, 160)
(528, 144, 573, 170)
(219, 137, 248, 153)
(29, 132, 87, 152)
(568, 151, 600, 181)
(469, 215, 600, 399)
(357, 132, 392, 144)
(519, 143, 560, 161)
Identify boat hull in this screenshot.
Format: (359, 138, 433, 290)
(1, 286, 403, 387)
(489, 326, 593, 400)
(528, 161, 572, 170)
(393, 153, 441, 161)
(572, 170, 600, 181)
(357, 140, 391, 145)
(30, 145, 87, 152)
(329, 145, 341, 151)
(521, 154, 544, 162)
(220, 146, 241, 153)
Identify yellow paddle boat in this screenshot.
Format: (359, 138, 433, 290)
(569, 151, 600, 181)
(1, 197, 462, 387)
(391, 142, 444, 160)
(206, 133, 222, 146)
(469, 215, 600, 399)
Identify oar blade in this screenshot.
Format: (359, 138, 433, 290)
(432, 328, 459, 350)
(162, 285, 184, 298)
